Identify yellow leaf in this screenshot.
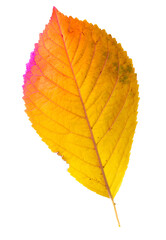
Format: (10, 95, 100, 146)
(23, 7, 139, 225)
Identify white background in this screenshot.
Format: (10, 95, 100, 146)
(0, 0, 166, 239)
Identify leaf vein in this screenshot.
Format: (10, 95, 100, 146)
(109, 134, 132, 189)
(24, 93, 91, 140)
(29, 77, 85, 119)
(33, 57, 79, 97)
(92, 59, 120, 129)
(36, 48, 73, 79)
(104, 115, 130, 168)
(84, 51, 109, 104)
(54, 8, 115, 204)
(45, 29, 64, 49)
(34, 120, 94, 149)
(73, 38, 88, 67)
(80, 41, 97, 88)
(69, 165, 105, 186)
(97, 85, 131, 145)
(42, 136, 99, 167)
(41, 35, 69, 66)
(71, 32, 82, 63)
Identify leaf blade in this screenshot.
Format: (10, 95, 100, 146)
(23, 7, 139, 225)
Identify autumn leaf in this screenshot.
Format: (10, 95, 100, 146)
(23, 7, 139, 226)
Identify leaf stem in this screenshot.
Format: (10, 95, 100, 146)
(112, 200, 120, 227)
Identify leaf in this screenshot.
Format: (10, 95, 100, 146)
(23, 7, 139, 225)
